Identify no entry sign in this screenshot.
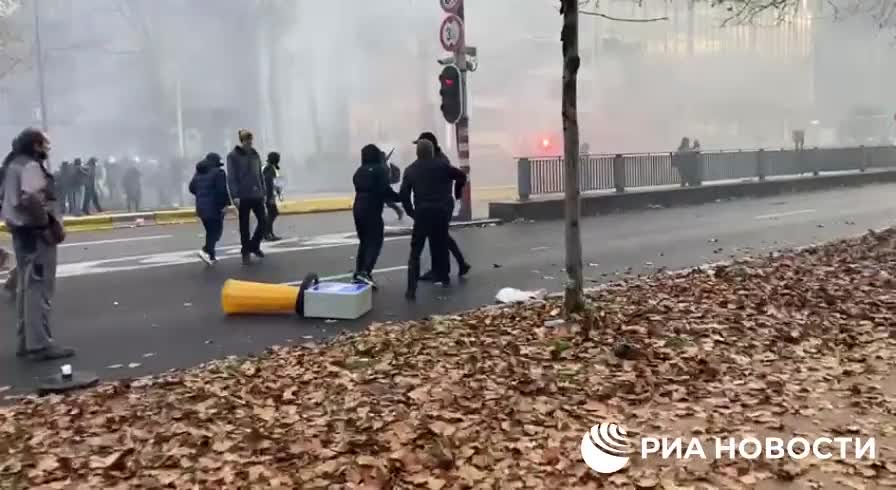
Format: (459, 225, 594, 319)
(440, 14, 464, 53)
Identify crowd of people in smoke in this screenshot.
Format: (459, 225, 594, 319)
(46, 156, 195, 216)
(1, 125, 468, 362)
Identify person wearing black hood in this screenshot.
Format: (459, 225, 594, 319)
(227, 129, 267, 265)
(412, 132, 471, 280)
(1, 127, 73, 361)
(262, 151, 283, 242)
(400, 139, 467, 300)
(352, 144, 400, 288)
(189, 152, 230, 265)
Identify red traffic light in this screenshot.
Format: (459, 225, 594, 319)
(444, 79, 455, 87)
(541, 137, 551, 148)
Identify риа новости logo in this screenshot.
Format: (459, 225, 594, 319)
(580, 422, 632, 474)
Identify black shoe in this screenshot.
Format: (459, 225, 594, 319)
(242, 254, 251, 265)
(252, 249, 265, 259)
(28, 345, 75, 362)
(357, 273, 377, 290)
(419, 271, 435, 281)
(458, 263, 471, 277)
(265, 235, 281, 242)
(434, 278, 451, 287)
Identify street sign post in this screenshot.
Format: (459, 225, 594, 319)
(440, 0, 461, 14)
(440, 14, 464, 53)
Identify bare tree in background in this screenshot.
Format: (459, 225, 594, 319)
(0, 0, 30, 81)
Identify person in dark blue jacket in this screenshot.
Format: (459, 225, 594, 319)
(189, 153, 230, 265)
(352, 144, 400, 288)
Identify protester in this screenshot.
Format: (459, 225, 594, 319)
(56, 161, 71, 214)
(399, 139, 467, 300)
(1, 127, 73, 361)
(122, 162, 142, 212)
(412, 132, 470, 280)
(227, 129, 267, 265)
(352, 144, 400, 288)
(262, 151, 283, 242)
(189, 153, 230, 265)
(68, 158, 86, 215)
(81, 157, 103, 215)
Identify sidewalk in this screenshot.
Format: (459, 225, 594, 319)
(1, 228, 893, 487)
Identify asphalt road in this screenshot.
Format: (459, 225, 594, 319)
(1, 184, 894, 395)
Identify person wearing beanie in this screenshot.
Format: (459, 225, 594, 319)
(400, 138, 467, 300)
(189, 152, 230, 265)
(226, 129, 267, 264)
(262, 151, 283, 242)
(411, 131, 471, 280)
(351, 144, 400, 288)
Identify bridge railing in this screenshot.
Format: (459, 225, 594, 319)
(515, 145, 896, 200)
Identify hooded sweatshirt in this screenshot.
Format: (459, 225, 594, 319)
(353, 145, 399, 216)
(189, 154, 230, 220)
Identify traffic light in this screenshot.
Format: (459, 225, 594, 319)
(439, 64, 463, 124)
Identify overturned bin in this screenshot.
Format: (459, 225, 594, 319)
(221, 273, 372, 319)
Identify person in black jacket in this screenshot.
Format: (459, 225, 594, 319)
(227, 129, 267, 264)
(81, 157, 103, 215)
(352, 144, 399, 288)
(412, 132, 471, 280)
(189, 153, 230, 265)
(262, 151, 283, 242)
(400, 139, 467, 300)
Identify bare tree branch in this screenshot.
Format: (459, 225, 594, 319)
(579, 10, 669, 22)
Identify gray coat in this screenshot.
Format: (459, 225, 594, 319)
(226, 146, 265, 200)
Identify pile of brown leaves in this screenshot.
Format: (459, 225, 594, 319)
(2, 229, 896, 489)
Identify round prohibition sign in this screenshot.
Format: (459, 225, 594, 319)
(440, 14, 464, 53)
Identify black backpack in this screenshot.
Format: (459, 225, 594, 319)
(389, 163, 401, 184)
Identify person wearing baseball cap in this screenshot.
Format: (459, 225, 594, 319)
(409, 132, 471, 280)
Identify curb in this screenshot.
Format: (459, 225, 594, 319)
(489, 169, 896, 222)
(1, 190, 515, 235)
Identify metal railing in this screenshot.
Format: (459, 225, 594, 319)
(516, 145, 896, 200)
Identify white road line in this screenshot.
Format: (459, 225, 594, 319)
(284, 265, 409, 286)
(59, 234, 173, 248)
(51, 235, 411, 279)
(754, 209, 816, 220)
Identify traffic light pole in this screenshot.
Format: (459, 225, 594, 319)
(453, 3, 472, 221)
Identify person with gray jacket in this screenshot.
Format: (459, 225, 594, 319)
(226, 129, 267, 264)
(1, 128, 74, 361)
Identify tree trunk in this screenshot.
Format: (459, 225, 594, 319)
(561, 0, 585, 315)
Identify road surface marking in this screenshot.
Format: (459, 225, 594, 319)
(59, 234, 173, 248)
(283, 266, 409, 286)
(51, 236, 411, 279)
(754, 209, 816, 220)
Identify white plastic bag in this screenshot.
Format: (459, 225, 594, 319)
(495, 287, 547, 304)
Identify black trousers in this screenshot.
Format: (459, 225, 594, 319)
(125, 191, 141, 212)
(353, 208, 384, 276)
(200, 216, 224, 260)
(407, 206, 451, 292)
(82, 186, 102, 214)
(428, 233, 466, 274)
(238, 197, 266, 254)
(265, 200, 279, 237)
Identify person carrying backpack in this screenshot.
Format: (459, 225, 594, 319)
(2, 127, 73, 361)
